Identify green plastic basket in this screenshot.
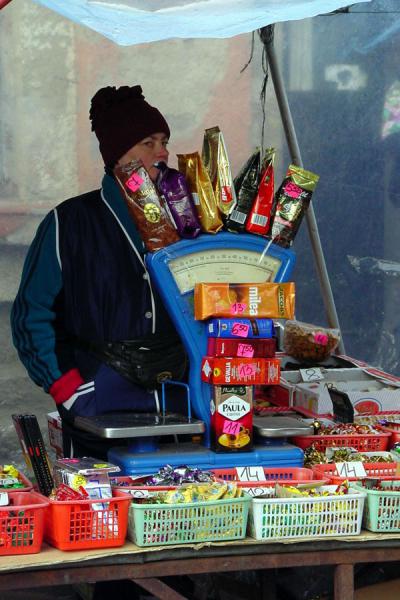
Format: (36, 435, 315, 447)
(128, 494, 251, 547)
(352, 480, 400, 532)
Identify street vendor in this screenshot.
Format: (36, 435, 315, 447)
(10, 84, 187, 460)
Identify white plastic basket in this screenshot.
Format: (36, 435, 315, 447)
(248, 488, 366, 541)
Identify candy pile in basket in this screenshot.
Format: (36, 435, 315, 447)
(128, 483, 250, 547)
(0, 464, 32, 492)
(44, 457, 131, 551)
(351, 478, 400, 532)
(292, 422, 391, 453)
(248, 481, 366, 541)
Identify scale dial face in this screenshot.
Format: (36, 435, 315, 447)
(168, 248, 282, 294)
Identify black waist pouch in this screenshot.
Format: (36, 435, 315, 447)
(77, 335, 188, 388)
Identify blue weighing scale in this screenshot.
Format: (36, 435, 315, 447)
(105, 232, 304, 474)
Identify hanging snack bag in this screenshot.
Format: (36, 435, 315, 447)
(245, 148, 275, 236)
(269, 164, 320, 248)
(226, 149, 261, 232)
(194, 282, 295, 320)
(114, 159, 179, 252)
(202, 126, 236, 218)
(155, 161, 201, 239)
(177, 152, 223, 233)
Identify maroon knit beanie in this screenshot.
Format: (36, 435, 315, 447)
(89, 85, 170, 167)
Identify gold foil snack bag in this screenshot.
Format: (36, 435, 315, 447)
(202, 126, 236, 217)
(177, 152, 223, 233)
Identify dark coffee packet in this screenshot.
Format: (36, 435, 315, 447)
(226, 149, 261, 232)
(156, 162, 201, 239)
(269, 164, 319, 248)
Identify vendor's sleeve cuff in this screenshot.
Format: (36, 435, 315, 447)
(49, 368, 85, 405)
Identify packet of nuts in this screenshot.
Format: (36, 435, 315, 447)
(282, 319, 340, 363)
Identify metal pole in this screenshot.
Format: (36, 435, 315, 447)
(263, 28, 346, 354)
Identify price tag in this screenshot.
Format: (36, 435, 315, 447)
(314, 332, 328, 345)
(334, 462, 367, 479)
(230, 302, 247, 315)
(0, 492, 9, 506)
(246, 487, 273, 498)
(231, 322, 250, 337)
(222, 420, 241, 436)
(237, 343, 254, 358)
(238, 362, 257, 378)
(300, 367, 324, 382)
(126, 172, 144, 192)
(235, 466, 267, 482)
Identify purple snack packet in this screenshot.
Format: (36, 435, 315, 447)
(156, 162, 201, 239)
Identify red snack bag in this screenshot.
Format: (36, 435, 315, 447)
(245, 148, 275, 236)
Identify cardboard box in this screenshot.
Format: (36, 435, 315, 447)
(211, 386, 253, 452)
(292, 369, 400, 415)
(47, 411, 63, 458)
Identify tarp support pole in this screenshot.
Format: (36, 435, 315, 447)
(264, 29, 346, 354)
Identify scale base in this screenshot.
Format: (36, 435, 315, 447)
(108, 441, 304, 475)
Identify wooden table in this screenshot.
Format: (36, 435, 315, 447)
(0, 532, 400, 599)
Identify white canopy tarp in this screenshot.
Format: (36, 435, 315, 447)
(31, 0, 371, 45)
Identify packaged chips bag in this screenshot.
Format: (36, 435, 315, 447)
(202, 126, 236, 218)
(114, 159, 179, 252)
(245, 148, 275, 236)
(269, 164, 320, 248)
(177, 152, 223, 233)
(226, 149, 261, 232)
(155, 161, 201, 239)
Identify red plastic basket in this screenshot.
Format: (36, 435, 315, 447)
(0, 491, 49, 555)
(210, 467, 317, 487)
(312, 462, 398, 485)
(44, 489, 131, 551)
(292, 432, 391, 452)
(377, 423, 400, 448)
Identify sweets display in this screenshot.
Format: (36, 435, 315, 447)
(282, 319, 340, 362)
(0, 465, 26, 490)
(194, 282, 295, 320)
(201, 356, 280, 385)
(207, 337, 276, 358)
(114, 159, 179, 252)
(303, 445, 395, 468)
(155, 161, 201, 238)
(207, 318, 275, 338)
(177, 151, 223, 233)
(245, 148, 275, 236)
(211, 385, 253, 452)
(269, 164, 320, 248)
(202, 126, 236, 218)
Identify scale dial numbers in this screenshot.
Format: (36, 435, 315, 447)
(169, 249, 282, 294)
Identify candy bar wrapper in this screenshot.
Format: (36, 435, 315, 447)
(226, 149, 261, 232)
(177, 152, 223, 233)
(155, 162, 201, 239)
(269, 165, 320, 248)
(207, 337, 276, 358)
(114, 160, 180, 252)
(201, 357, 280, 385)
(212, 386, 253, 453)
(194, 282, 295, 320)
(202, 126, 236, 218)
(207, 318, 275, 338)
(245, 148, 275, 236)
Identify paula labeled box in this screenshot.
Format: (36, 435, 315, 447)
(211, 385, 253, 452)
(201, 356, 280, 385)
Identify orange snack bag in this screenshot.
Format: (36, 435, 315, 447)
(194, 282, 295, 320)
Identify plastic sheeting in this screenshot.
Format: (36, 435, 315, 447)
(31, 0, 371, 45)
